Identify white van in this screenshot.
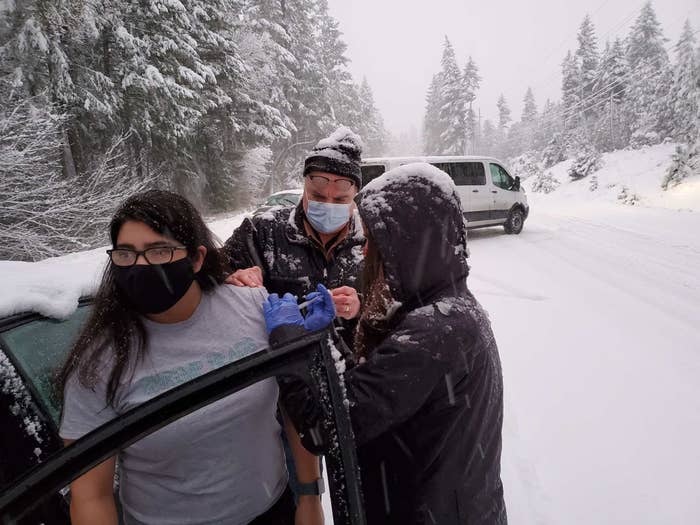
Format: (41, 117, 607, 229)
(361, 156, 529, 234)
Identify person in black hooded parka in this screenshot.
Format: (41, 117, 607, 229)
(267, 163, 507, 524)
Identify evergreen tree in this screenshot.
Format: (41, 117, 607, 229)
(561, 50, 580, 128)
(519, 87, 538, 151)
(575, 14, 599, 118)
(0, 0, 388, 221)
(497, 94, 511, 132)
(625, 1, 672, 145)
(438, 36, 467, 154)
(423, 73, 443, 154)
(591, 39, 630, 150)
(595, 38, 628, 103)
(481, 119, 496, 156)
(356, 78, 387, 156)
(522, 87, 538, 123)
(669, 20, 699, 142)
(496, 94, 511, 157)
(462, 56, 481, 153)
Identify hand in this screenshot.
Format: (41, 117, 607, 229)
(225, 266, 263, 287)
(303, 284, 336, 332)
(330, 286, 361, 319)
(263, 293, 303, 334)
(295, 495, 324, 525)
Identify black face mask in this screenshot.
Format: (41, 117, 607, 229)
(113, 258, 196, 314)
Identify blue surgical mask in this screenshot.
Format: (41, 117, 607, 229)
(306, 199, 352, 234)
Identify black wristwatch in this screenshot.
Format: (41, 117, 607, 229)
(296, 477, 325, 496)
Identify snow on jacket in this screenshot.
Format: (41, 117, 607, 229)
(223, 202, 365, 348)
(273, 164, 507, 525)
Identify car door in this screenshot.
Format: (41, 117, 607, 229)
(488, 162, 517, 221)
(0, 311, 366, 525)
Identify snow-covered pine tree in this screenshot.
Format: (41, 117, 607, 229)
(537, 98, 560, 153)
(356, 78, 387, 156)
(496, 94, 511, 157)
(561, 50, 581, 128)
(541, 133, 567, 168)
(530, 171, 560, 194)
(462, 56, 481, 153)
(497, 94, 511, 130)
(519, 87, 538, 151)
(669, 21, 699, 143)
(591, 38, 629, 150)
(423, 73, 444, 154)
(662, 139, 700, 189)
(522, 87, 538, 124)
(575, 14, 599, 119)
(480, 119, 496, 156)
(438, 37, 467, 154)
(568, 145, 602, 180)
(625, 1, 672, 147)
(0, 0, 89, 176)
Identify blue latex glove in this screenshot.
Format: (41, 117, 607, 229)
(263, 292, 303, 334)
(303, 284, 337, 332)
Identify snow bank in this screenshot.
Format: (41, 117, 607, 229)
(525, 143, 700, 211)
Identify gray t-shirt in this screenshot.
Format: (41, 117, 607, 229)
(60, 285, 287, 525)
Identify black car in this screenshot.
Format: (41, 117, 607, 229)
(0, 302, 366, 524)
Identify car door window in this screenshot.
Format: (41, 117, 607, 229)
(432, 162, 485, 186)
(490, 163, 515, 190)
(0, 305, 92, 427)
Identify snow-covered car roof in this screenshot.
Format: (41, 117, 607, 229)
(0, 248, 105, 320)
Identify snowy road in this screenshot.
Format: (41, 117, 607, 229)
(469, 201, 700, 524)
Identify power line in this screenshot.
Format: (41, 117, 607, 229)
(529, 2, 646, 95)
(536, 27, 700, 130)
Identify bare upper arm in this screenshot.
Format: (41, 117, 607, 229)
(64, 439, 116, 501)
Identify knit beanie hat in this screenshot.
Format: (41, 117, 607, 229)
(303, 126, 364, 189)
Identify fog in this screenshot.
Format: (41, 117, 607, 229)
(327, 0, 700, 136)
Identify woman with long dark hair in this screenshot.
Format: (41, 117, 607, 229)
(58, 190, 323, 525)
(266, 164, 507, 524)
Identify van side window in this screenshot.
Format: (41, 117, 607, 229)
(431, 162, 485, 186)
(360, 164, 386, 186)
(489, 163, 515, 190)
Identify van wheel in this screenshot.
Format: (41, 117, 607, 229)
(504, 208, 524, 234)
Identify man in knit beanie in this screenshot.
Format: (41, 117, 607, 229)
(224, 125, 365, 339)
(302, 126, 363, 190)
(223, 126, 365, 499)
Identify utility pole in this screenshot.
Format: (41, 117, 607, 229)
(609, 91, 614, 150)
(477, 107, 481, 154)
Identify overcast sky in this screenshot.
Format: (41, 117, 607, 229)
(326, 0, 700, 137)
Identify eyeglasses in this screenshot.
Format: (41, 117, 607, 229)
(306, 174, 355, 191)
(107, 246, 188, 267)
